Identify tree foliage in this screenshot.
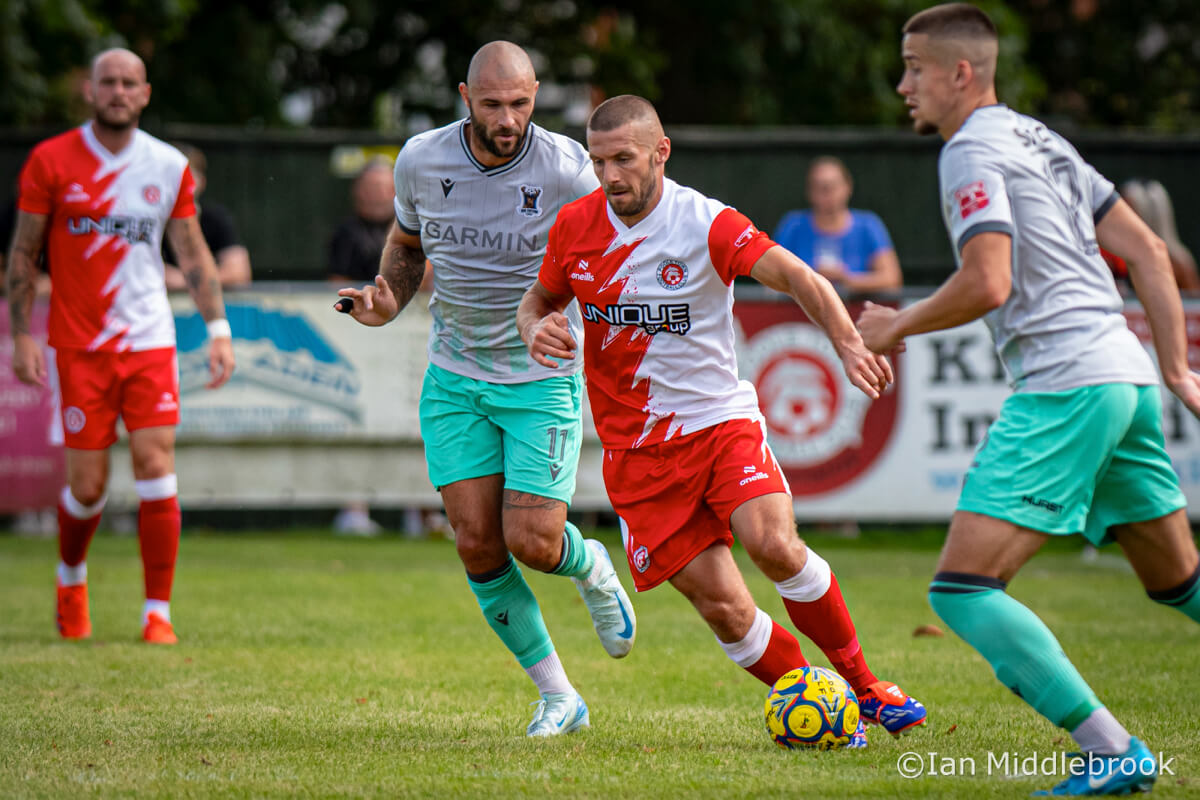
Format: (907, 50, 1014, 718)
(0, 1, 1195, 131)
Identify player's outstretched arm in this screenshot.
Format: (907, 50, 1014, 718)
(858, 232, 1010, 354)
(750, 245, 892, 399)
(6, 210, 49, 386)
(1097, 199, 1200, 417)
(517, 280, 576, 369)
(166, 215, 235, 389)
(336, 223, 423, 326)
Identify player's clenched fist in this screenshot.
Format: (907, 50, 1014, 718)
(521, 312, 577, 369)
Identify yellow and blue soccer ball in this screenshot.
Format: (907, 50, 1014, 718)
(764, 665, 859, 750)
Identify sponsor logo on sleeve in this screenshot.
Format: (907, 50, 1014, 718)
(954, 181, 990, 219)
(734, 224, 757, 248)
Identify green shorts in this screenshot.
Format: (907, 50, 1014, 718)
(958, 383, 1185, 545)
(419, 362, 583, 504)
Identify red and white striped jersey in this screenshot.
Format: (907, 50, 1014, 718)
(18, 123, 196, 352)
(540, 178, 775, 449)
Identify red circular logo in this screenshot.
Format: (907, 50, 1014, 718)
(738, 316, 899, 497)
(656, 259, 688, 290)
(632, 545, 650, 573)
(143, 185, 161, 204)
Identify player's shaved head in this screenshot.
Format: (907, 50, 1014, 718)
(90, 47, 146, 82)
(587, 95, 663, 148)
(903, 3, 998, 86)
(466, 41, 535, 88)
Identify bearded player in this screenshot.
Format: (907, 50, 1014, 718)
(519, 95, 927, 742)
(7, 48, 235, 644)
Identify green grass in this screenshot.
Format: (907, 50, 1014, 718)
(1, 529, 1198, 799)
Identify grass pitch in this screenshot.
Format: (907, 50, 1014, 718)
(1, 528, 1197, 799)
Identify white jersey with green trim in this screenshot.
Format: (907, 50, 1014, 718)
(394, 119, 598, 382)
(938, 104, 1158, 392)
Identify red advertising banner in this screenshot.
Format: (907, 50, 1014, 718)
(734, 299, 901, 497)
(0, 300, 64, 512)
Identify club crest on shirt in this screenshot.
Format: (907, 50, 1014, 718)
(656, 259, 689, 290)
(518, 184, 543, 217)
(954, 180, 990, 219)
(143, 184, 161, 205)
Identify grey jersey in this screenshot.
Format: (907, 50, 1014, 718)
(394, 119, 598, 382)
(939, 105, 1158, 392)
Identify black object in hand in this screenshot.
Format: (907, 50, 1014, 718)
(334, 297, 354, 313)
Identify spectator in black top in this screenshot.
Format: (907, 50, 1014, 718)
(163, 144, 252, 290)
(327, 158, 396, 284)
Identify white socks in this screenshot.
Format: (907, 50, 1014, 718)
(718, 607, 773, 667)
(775, 548, 832, 602)
(143, 599, 171, 625)
(57, 561, 87, 586)
(1071, 707, 1132, 755)
(526, 651, 574, 697)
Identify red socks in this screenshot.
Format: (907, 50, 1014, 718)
(776, 550, 878, 695)
(57, 486, 104, 570)
(137, 496, 180, 601)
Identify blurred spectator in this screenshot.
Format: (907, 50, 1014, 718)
(163, 144, 252, 290)
(774, 156, 902, 295)
(327, 158, 397, 536)
(1120, 179, 1200, 293)
(327, 157, 396, 284)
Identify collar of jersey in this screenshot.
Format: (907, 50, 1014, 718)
(605, 177, 676, 238)
(458, 118, 535, 176)
(81, 121, 139, 165)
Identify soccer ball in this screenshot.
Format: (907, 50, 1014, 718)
(764, 665, 859, 750)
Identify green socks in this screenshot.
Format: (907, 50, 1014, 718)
(550, 521, 595, 579)
(467, 556, 556, 669)
(929, 571, 1101, 730)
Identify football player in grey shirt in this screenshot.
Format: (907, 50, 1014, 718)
(859, 4, 1200, 795)
(337, 42, 636, 737)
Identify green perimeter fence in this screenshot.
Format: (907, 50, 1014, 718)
(3, 124, 1199, 286)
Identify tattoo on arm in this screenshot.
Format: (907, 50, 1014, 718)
(381, 240, 426, 313)
(502, 491, 564, 512)
(6, 213, 48, 335)
(168, 217, 226, 322)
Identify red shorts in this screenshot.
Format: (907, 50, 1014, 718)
(604, 418, 790, 591)
(54, 347, 180, 449)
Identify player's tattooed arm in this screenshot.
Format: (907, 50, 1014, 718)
(166, 215, 227, 322)
(380, 223, 427, 314)
(6, 211, 48, 335)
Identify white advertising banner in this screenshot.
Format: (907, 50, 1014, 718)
(48, 289, 1200, 519)
(734, 298, 1200, 521)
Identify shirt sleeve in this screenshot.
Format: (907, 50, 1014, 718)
(859, 211, 895, 256)
(17, 147, 55, 215)
(393, 145, 420, 235)
(537, 215, 574, 297)
(200, 203, 239, 252)
(708, 207, 775, 284)
(568, 155, 600, 201)
(939, 138, 1014, 255)
(170, 165, 197, 219)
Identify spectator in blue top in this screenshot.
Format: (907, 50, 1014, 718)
(774, 156, 902, 295)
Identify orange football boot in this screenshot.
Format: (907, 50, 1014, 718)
(142, 612, 178, 645)
(56, 581, 92, 639)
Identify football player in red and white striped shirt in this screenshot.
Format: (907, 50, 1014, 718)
(7, 48, 235, 644)
(518, 95, 926, 739)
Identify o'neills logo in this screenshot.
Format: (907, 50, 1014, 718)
(739, 320, 899, 496)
